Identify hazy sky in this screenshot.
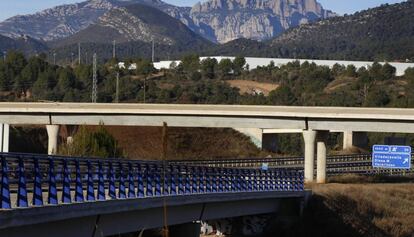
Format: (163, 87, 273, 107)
(0, 0, 407, 21)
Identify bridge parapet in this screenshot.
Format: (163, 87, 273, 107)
(0, 153, 304, 210)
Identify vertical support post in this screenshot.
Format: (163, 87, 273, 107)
(191, 167, 198, 194)
(170, 165, 177, 195)
(155, 166, 162, 196)
(17, 157, 28, 207)
(75, 160, 84, 202)
(1, 156, 11, 209)
(33, 158, 43, 206)
(128, 163, 136, 198)
(108, 162, 116, 199)
(137, 164, 144, 198)
(178, 166, 184, 195)
(97, 162, 105, 200)
(316, 131, 329, 184)
(46, 125, 60, 155)
(86, 161, 95, 201)
(302, 130, 316, 183)
(146, 164, 153, 197)
(118, 162, 126, 199)
(0, 124, 9, 152)
(185, 166, 191, 194)
(62, 160, 71, 204)
(48, 159, 57, 205)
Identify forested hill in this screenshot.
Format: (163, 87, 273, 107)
(0, 35, 47, 56)
(269, 0, 414, 61)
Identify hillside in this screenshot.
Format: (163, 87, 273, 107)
(0, 0, 191, 42)
(0, 0, 334, 44)
(269, 1, 414, 61)
(0, 35, 47, 56)
(50, 3, 213, 62)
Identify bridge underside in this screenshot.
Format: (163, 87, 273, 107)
(0, 191, 308, 237)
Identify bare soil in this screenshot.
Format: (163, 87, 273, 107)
(227, 80, 279, 96)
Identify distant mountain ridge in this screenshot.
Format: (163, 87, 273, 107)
(268, 0, 414, 60)
(0, 0, 334, 43)
(50, 3, 213, 62)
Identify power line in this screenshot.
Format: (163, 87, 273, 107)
(92, 53, 97, 103)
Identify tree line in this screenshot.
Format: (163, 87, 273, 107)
(1, 51, 414, 109)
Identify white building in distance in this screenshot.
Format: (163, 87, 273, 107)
(153, 56, 414, 76)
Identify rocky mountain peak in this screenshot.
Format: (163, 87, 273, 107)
(0, 0, 334, 44)
(189, 0, 335, 43)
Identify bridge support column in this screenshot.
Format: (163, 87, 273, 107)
(0, 123, 9, 152)
(302, 130, 316, 183)
(343, 131, 368, 150)
(235, 128, 263, 149)
(316, 131, 329, 184)
(46, 125, 60, 155)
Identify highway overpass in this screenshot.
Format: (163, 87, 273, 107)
(0, 153, 307, 237)
(1, 103, 414, 183)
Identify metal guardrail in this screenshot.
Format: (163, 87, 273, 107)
(0, 153, 304, 210)
(169, 154, 414, 176)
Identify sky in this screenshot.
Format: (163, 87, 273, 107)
(0, 0, 407, 21)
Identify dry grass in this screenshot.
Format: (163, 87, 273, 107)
(88, 126, 262, 160)
(324, 76, 358, 93)
(227, 80, 279, 96)
(312, 183, 414, 237)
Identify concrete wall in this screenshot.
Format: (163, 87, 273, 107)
(154, 56, 414, 76)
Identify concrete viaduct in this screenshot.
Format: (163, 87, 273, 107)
(0, 102, 413, 183)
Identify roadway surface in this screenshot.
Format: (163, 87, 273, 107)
(1, 102, 414, 120)
(2, 102, 414, 132)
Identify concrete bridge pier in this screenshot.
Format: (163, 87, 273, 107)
(316, 131, 329, 184)
(343, 131, 368, 150)
(302, 130, 316, 183)
(0, 123, 9, 152)
(46, 125, 60, 155)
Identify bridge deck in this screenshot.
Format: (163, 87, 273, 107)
(0, 190, 308, 230)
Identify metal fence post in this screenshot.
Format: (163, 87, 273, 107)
(17, 157, 28, 207)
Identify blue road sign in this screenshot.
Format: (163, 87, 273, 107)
(261, 163, 269, 171)
(372, 145, 411, 169)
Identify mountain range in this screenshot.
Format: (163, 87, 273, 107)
(0, 0, 333, 43)
(0, 0, 413, 62)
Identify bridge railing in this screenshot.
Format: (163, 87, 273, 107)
(0, 153, 304, 210)
(169, 154, 373, 168)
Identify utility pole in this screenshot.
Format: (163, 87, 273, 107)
(53, 52, 56, 65)
(113, 40, 116, 59)
(92, 53, 98, 103)
(3, 51, 6, 61)
(143, 77, 146, 103)
(85, 52, 88, 65)
(115, 72, 119, 103)
(71, 52, 74, 65)
(152, 40, 155, 63)
(78, 43, 81, 65)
